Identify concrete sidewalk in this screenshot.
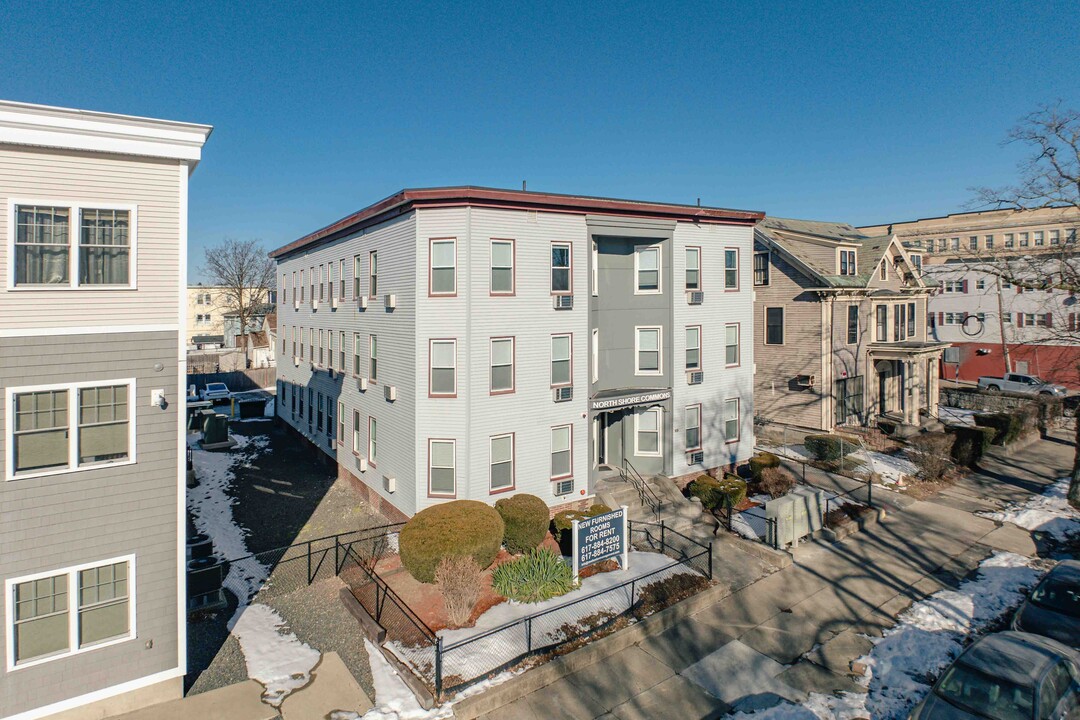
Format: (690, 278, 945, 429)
(470, 431, 1073, 719)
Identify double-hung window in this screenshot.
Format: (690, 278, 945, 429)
(635, 408, 661, 456)
(309, 267, 315, 303)
(14, 204, 134, 287)
(636, 327, 661, 375)
(316, 393, 324, 432)
(723, 398, 740, 442)
(551, 243, 571, 294)
(764, 308, 784, 345)
(907, 302, 916, 337)
(9, 557, 134, 667)
(490, 434, 514, 492)
(753, 251, 769, 286)
(685, 404, 702, 451)
(339, 331, 346, 370)
(685, 326, 701, 370)
(79, 209, 131, 286)
(10, 382, 133, 480)
(369, 251, 378, 298)
(353, 333, 362, 376)
(353, 256, 362, 298)
(685, 248, 700, 290)
(368, 417, 377, 465)
(551, 334, 571, 387)
(724, 249, 738, 289)
(369, 335, 378, 382)
(876, 305, 888, 341)
(352, 411, 361, 453)
(319, 265, 325, 301)
(490, 338, 515, 393)
(430, 239, 456, 295)
(318, 329, 324, 366)
(636, 246, 660, 293)
(337, 402, 344, 443)
(725, 324, 740, 366)
(429, 439, 456, 496)
(551, 425, 572, 479)
(339, 259, 346, 298)
(327, 330, 334, 369)
(847, 305, 859, 344)
(491, 240, 514, 294)
(430, 340, 457, 396)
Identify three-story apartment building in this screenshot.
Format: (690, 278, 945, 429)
(270, 187, 761, 519)
(753, 218, 946, 433)
(0, 101, 210, 719)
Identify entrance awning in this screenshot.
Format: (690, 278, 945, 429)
(868, 341, 950, 360)
(590, 388, 671, 412)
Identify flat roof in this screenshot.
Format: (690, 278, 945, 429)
(270, 186, 764, 259)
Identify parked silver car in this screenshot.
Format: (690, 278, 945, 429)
(1012, 561, 1080, 647)
(198, 382, 232, 402)
(909, 631, 1080, 720)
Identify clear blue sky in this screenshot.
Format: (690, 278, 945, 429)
(2, 1, 1077, 282)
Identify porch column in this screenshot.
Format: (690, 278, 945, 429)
(908, 360, 920, 426)
(928, 358, 940, 418)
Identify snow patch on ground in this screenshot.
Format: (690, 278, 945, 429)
(939, 406, 978, 427)
(187, 432, 320, 707)
(978, 477, 1080, 542)
(854, 449, 917, 486)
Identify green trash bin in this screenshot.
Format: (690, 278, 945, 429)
(202, 413, 230, 446)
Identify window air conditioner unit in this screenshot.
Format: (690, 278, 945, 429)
(384, 294, 396, 309)
(796, 374, 816, 388)
(293, 299, 300, 311)
(312, 298, 319, 311)
(553, 295, 573, 310)
(687, 370, 704, 385)
(554, 479, 574, 496)
(687, 450, 704, 465)
(384, 475, 396, 493)
(357, 376, 368, 391)
(331, 296, 338, 310)
(553, 386, 573, 402)
(293, 356, 300, 367)
(358, 296, 368, 310)
(356, 455, 368, 473)
(384, 384, 397, 401)
(687, 291, 704, 305)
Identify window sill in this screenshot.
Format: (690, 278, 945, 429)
(8, 285, 138, 292)
(7, 457, 136, 482)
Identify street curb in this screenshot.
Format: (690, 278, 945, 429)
(450, 580, 733, 720)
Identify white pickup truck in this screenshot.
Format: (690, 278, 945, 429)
(978, 373, 1067, 397)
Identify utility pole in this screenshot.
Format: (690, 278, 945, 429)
(995, 273, 1011, 374)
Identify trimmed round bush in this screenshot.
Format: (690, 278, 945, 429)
(749, 452, 781, 480)
(399, 500, 505, 584)
(757, 466, 796, 498)
(495, 493, 549, 554)
(804, 434, 859, 461)
(552, 503, 612, 554)
(688, 474, 747, 511)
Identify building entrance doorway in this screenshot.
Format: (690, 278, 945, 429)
(594, 409, 630, 470)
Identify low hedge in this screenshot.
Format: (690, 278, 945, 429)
(399, 500, 505, 584)
(949, 426, 997, 468)
(688, 474, 747, 512)
(495, 494, 549, 554)
(552, 504, 612, 554)
(804, 434, 859, 462)
(973, 412, 1024, 446)
(749, 452, 781, 480)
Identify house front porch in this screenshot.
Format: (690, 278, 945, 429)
(867, 341, 949, 434)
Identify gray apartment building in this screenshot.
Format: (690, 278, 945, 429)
(752, 218, 946, 433)
(0, 101, 210, 719)
(270, 187, 762, 520)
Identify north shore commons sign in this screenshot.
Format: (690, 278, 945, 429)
(590, 390, 671, 411)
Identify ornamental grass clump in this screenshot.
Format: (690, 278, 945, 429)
(435, 555, 482, 628)
(491, 548, 575, 603)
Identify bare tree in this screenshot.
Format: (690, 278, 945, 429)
(966, 103, 1080, 507)
(201, 238, 275, 362)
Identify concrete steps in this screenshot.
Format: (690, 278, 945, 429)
(595, 474, 716, 537)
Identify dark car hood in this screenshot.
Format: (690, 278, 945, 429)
(1016, 600, 1080, 647)
(913, 691, 985, 720)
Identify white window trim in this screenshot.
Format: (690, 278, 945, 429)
(591, 328, 599, 384)
(8, 199, 139, 291)
(634, 245, 662, 295)
(5, 553, 137, 672)
(5, 379, 137, 482)
(834, 247, 857, 277)
(635, 326, 663, 376)
(430, 339, 457, 396)
(634, 407, 663, 457)
(489, 433, 515, 492)
(428, 438, 456, 497)
(429, 238, 457, 296)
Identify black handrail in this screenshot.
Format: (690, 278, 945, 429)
(622, 458, 662, 521)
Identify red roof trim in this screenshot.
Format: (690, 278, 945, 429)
(270, 186, 765, 259)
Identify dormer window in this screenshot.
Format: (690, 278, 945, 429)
(839, 250, 856, 276)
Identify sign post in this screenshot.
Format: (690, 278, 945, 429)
(571, 506, 629, 583)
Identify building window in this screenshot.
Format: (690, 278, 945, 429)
(753, 251, 769, 286)
(352, 411, 361, 453)
(839, 249, 856, 276)
(430, 239, 456, 295)
(950, 237, 960, 250)
(907, 301, 916, 337)
(491, 240, 515, 294)
(369, 251, 378, 298)
(337, 402, 344, 443)
(13, 206, 71, 286)
(976, 312, 986, 323)
(316, 393, 324, 432)
(725, 249, 738, 289)
(339, 331, 346, 370)
(339, 259, 346, 298)
(685, 326, 701, 370)
(879, 261, 887, 281)
(430, 340, 457, 396)
(327, 263, 335, 300)
(79, 209, 131, 286)
(1005, 233, 1015, 248)
(9, 557, 133, 667)
(591, 328, 599, 384)
(937, 238, 947, 252)
(318, 329, 324, 366)
(319, 264, 325, 301)
(551, 243, 571, 294)
(429, 439, 456, 496)
(847, 305, 859, 344)
(764, 307, 784, 345)
(490, 434, 514, 492)
(551, 334, 571, 387)
(1019, 232, 1029, 247)
(10, 383, 132, 479)
(976, 279, 986, 290)
(835, 376, 864, 425)
(1003, 312, 1012, 324)
(968, 236, 978, 251)
(490, 338, 515, 393)
(875, 305, 888, 341)
(353, 256, 362, 298)
(368, 417, 377, 465)
(911, 254, 922, 271)
(636, 327, 662, 375)
(14, 205, 135, 288)
(686, 248, 701, 290)
(353, 333, 361, 376)
(723, 398, 740, 442)
(1034, 231, 1044, 246)
(894, 304, 907, 341)
(1050, 230, 1061, 245)
(725, 324, 740, 366)
(325, 397, 333, 439)
(685, 404, 701, 451)
(369, 335, 378, 382)
(309, 266, 315, 303)
(551, 425, 572, 480)
(636, 246, 660, 293)
(298, 385, 304, 416)
(635, 408, 661, 456)
(985, 235, 995, 249)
